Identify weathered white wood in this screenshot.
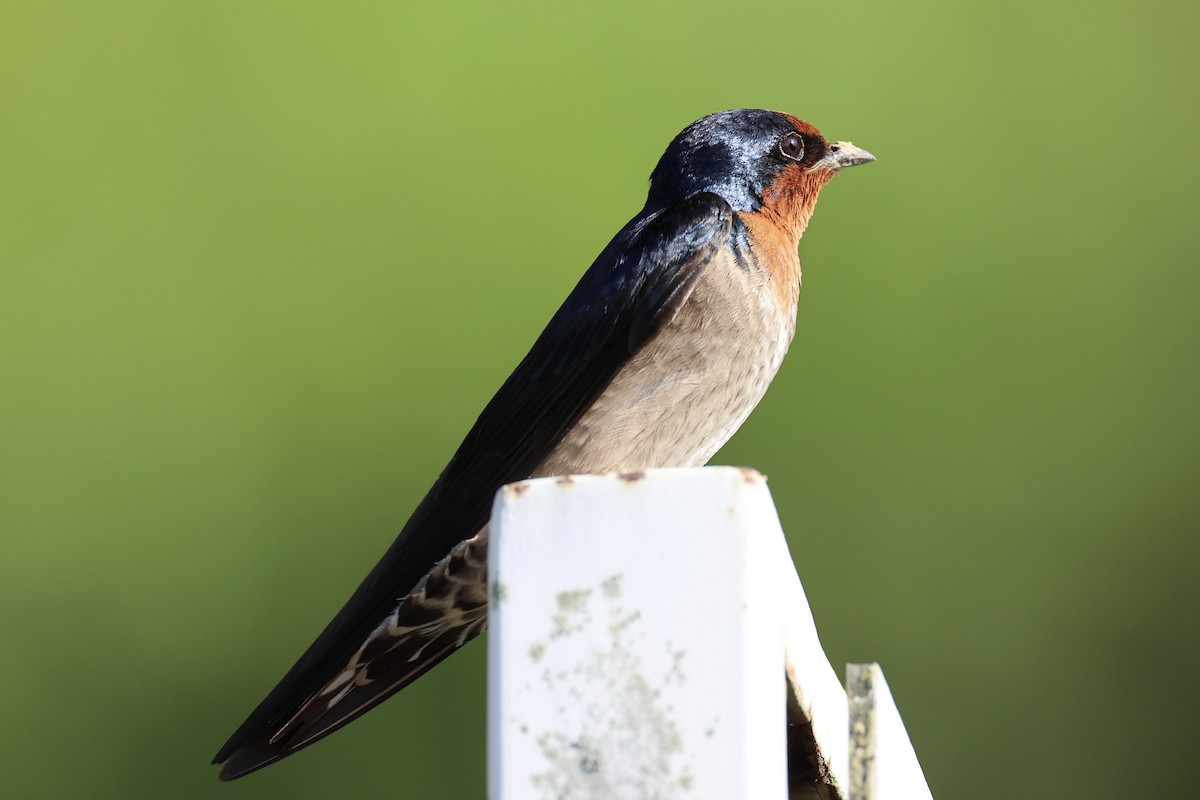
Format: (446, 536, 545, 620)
(487, 466, 932, 800)
(847, 663, 933, 800)
(772, 511, 850, 795)
(488, 467, 791, 799)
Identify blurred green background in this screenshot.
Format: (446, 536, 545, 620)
(3, 0, 1197, 797)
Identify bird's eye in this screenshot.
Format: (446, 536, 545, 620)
(778, 132, 805, 161)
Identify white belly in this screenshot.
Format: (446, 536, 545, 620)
(533, 250, 797, 477)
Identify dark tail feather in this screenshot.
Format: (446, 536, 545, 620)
(217, 636, 466, 780)
(215, 532, 489, 779)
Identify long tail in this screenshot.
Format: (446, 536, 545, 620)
(215, 531, 488, 780)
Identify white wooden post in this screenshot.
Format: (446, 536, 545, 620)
(848, 664, 934, 800)
(487, 467, 931, 800)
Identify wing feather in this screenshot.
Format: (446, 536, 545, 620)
(214, 193, 733, 777)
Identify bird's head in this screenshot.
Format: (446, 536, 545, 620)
(647, 109, 874, 235)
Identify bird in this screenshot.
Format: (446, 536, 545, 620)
(214, 108, 874, 780)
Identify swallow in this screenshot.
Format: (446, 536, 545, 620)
(214, 108, 874, 779)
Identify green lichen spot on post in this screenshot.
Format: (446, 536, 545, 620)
(551, 588, 593, 639)
(529, 578, 692, 798)
(557, 588, 591, 612)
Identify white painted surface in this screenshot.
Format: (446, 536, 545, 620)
(847, 663, 933, 800)
(773, 512, 850, 793)
(487, 467, 790, 799)
(487, 466, 929, 800)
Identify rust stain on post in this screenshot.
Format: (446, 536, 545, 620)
(737, 467, 764, 484)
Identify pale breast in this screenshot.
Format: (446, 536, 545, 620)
(533, 247, 798, 477)
(314, 247, 798, 712)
